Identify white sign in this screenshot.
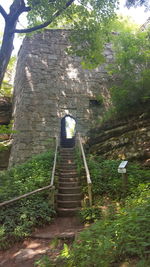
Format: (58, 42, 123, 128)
(118, 161, 128, 169)
(118, 168, 127, 174)
(118, 161, 128, 174)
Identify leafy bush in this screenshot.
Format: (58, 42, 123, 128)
(108, 19, 150, 117)
(78, 206, 101, 223)
(34, 255, 54, 267)
(68, 184, 150, 267)
(87, 155, 150, 199)
(0, 151, 56, 249)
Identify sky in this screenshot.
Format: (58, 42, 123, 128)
(0, 0, 150, 55)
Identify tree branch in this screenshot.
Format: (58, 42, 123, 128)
(10, 1, 31, 23)
(0, 5, 8, 21)
(11, 5, 31, 21)
(24, 6, 31, 12)
(14, 0, 75, 33)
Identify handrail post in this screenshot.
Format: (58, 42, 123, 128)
(50, 136, 58, 187)
(48, 185, 55, 208)
(78, 133, 92, 206)
(49, 136, 58, 207)
(88, 183, 92, 206)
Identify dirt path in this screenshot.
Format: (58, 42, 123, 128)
(0, 217, 84, 267)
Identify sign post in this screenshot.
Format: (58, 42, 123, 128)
(118, 161, 128, 195)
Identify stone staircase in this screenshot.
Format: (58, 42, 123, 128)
(57, 147, 82, 216)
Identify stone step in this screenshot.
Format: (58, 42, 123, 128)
(60, 163, 76, 167)
(57, 200, 81, 208)
(59, 177, 79, 183)
(60, 148, 75, 151)
(60, 154, 75, 158)
(60, 159, 75, 164)
(58, 186, 81, 194)
(59, 181, 80, 187)
(60, 150, 75, 154)
(60, 152, 75, 155)
(58, 147, 81, 217)
(60, 152, 75, 158)
(59, 168, 76, 172)
(60, 172, 78, 178)
(60, 153, 75, 155)
(60, 154, 76, 161)
(57, 193, 82, 201)
(57, 207, 80, 217)
(60, 165, 76, 170)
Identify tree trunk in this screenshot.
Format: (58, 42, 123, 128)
(0, 21, 17, 89)
(0, 0, 26, 89)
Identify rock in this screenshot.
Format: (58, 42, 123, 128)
(88, 115, 150, 162)
(0, 97, 12, 170)
(14, 248, 49, 263)
(0, 147, 11, 170)
(0, 98, 12, 125)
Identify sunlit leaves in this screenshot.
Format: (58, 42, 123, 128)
(27, 0, 74, 26)
(0, 56, 16, 97)
(107, 18, 150, 116)
(126, 0, 150, 10)
(65, 1, 118, 68)
(68, 183, 150, 266)
(26, 0, 118, 68)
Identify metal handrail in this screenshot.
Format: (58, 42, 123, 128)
(0, 136, 58, 208)
(0, 185, 53, 207)
(50, 136, 58, 186)
(78, 133, 92, 206)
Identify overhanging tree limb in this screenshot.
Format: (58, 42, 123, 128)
(11, 6, 31, 23)
(0, 5, 8, 21)
(14, 0, 75, 33)
(10, 1, 31, 24)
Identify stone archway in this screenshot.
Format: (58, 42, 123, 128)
(60, 115, 76, 148)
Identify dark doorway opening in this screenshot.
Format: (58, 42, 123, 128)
(60, 115, 76, 148)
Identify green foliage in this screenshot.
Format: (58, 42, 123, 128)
(126, 0, 150, 9)
(34, 255, 54, 267)
(87, 155, 150, 199)
(0, 151, 55, 249)
(0, 56, 16, 97)
(108, 19, 150, 117)
(0, 122, 14, 152)
(67, 184, 150, 267)
(67, 0, 118, 69)
(96, 94, 103, 105)
(27, 0, 62, 26)
(70, 149, 150, 265)
(0, 81, 13, 97)
(0, 123, 14, 135)
(78, 206, 101, 223)
(0, 0, 118, 89)
(0, 141, 11, 152)
(27, 0, 118, 68)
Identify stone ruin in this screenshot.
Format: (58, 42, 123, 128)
(9, 29, 113, 166)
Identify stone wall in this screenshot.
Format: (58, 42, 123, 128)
(9, 29, 113, 166)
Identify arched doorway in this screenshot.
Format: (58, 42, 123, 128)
(60, 115, 76, 148)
